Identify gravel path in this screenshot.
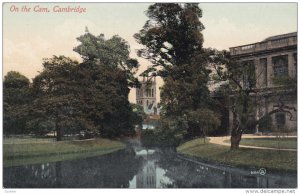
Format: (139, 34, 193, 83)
(209, 135, 297, 152)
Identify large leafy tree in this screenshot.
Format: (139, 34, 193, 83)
(3, 71, 31, 135)
(135, 3, 215, 141)
(29, 30, 140, 140)
(187, 108, 221, 142)
(74, 29, 140, 88)
(30, 56, 137, 140)
(73, 30, 140, 137)
(29, 56, 84, 140)
(134, 3, 204, 71)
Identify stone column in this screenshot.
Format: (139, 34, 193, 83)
(288, 52, 295, 78)
(266, 56, 273, 87)
(254, 58, 261, 88)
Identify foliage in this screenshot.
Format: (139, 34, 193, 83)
(141, 127, 182, 148)
(3, 71, 31, 135)
(23, 30, 140, 140)
(131, 103, 147, 127)
(134, 3, 205, 72)
(29, 54, 137, 139)
(29, 56, 84, 139)
(135, 3, 217, 144)
(186, 109, 221, 142)
(74, 30, 140, 88)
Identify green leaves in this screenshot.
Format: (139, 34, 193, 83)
(4, 71, 30, 89)
(4, 71, 32, 135)
(74, 32, 140, 88)
(135, 3, 205, 75)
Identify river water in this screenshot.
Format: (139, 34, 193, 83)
(3, 139, 297, 188)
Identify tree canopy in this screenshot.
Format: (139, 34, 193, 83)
(3, 71, 31, 135)
(4, 31, 141, 140)
(135, 3, 218, 143)
(74, 30, 140, 88)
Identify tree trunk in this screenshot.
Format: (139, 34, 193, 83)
(56, 126, 62, 141)
(230, 104, 242, 150)
(230, 130, 242, 150)
(56, 116, 62, 141)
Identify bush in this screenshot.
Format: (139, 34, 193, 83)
(141, 128, 183, 148)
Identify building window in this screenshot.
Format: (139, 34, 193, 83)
(275, 112, 286, 128)
(146, 100, 149, 106)
(151, 89, 154, 97)
(146, 89, 150, 97)
(259, 58, 267, 87)
(241, 60, 255, 89)
(272, 55, 288, 76)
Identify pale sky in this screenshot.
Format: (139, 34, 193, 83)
(3, 3, 297, 103)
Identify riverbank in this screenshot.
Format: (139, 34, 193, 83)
(224, 137, 297, 149)
(4, 138, 126, 167)
(177, 138, 297, 172)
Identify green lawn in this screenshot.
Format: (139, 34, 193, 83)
(224, 138, 297, 149)
(4, 138, 126, 167)
(177, 138, 297, 172)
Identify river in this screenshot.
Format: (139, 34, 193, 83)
(3, 139, 297, 188)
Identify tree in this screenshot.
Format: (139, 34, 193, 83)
(3, 71, 31, 135)
(74, 29, 140, 88)
(209, 49, 297, 149)
(30, 56, 83, 140)
(131, 103, 147, 127)
(73, 31, 140, 137)
(135, 3, 216, 142)
(134, 3, 204, 71)
(29, 30, 140, 140)
(186, 109, 221, 143)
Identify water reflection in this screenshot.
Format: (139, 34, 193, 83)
(3, 140, 297, 188)
(129, 148, 172, 188)
(4, 148, 143, 188)
(156, 150, 297, 188)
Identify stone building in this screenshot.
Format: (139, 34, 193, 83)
(229, 32, 297, 132)
(136, 76, 159, 115)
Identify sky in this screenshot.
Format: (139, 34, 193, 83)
(3, 2, 297, 103)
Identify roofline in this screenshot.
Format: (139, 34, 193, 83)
(229, 32, 297, 50)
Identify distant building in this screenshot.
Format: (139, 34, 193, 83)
(229, 32, 297, 132)
(136, 76, 160, 115)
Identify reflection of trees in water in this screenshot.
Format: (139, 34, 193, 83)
(4, 147, 297, 188)
(4, 148, 143, 188)
(156, 150, 296, 188)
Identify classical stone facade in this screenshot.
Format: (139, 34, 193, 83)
(136, 76, 158, 114)
(229, 32, 297, 132)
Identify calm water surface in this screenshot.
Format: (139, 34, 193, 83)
(3, 139, 297, 188)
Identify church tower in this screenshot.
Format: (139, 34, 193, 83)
(136, 76, 157, 114)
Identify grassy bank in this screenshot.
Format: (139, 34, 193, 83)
(177, 138, 297, 172)
(224, 138, 297, 149)
(4, 138, 126, 167)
